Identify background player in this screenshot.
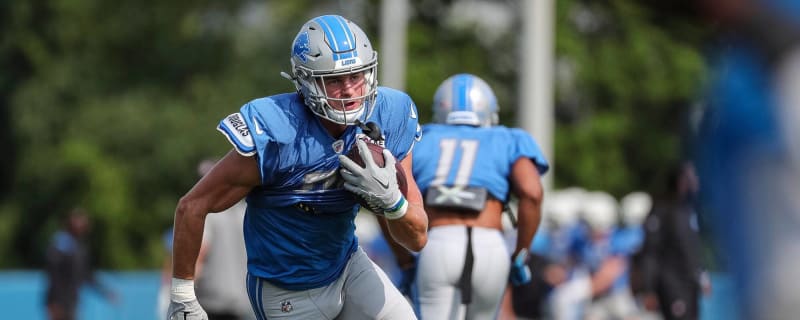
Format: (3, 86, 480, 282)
(389, 73, 548, 319)
(167, 14, 428, 320)
(44, 208, 117, 320)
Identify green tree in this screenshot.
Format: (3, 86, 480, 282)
(1, 0, 314, 268)
(0, 0, 710, 269)
(401, 0, 707, 196)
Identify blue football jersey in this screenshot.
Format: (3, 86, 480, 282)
(571, 226, 636, 291)
(217, 87, 421, 290)
(412, 124, 548, 203)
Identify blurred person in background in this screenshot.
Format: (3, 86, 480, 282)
(384, 73, 549, 319)
(694, 0, 800, 318)
(617, 191, 658, 319)
(529, 189, 640, 320)
(167, 14, 428, 320)
(157, 226, 175, 320)
(579, 192, 640, 320)
(44, 207, 116, 320)
(638, 162, 707, 320)
(616, 192, 652, 262)
(513, 189, 585, 319)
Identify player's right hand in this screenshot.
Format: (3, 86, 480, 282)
(167, 298, 208, 320)
(510, 250, 532, 286)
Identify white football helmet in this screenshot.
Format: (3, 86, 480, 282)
(433, 73, 499, 127)
(543, 190, 583, 230)
(287, 15, 378, 125)
(620, 191, 653, 227)
(580, 191, 619, 233)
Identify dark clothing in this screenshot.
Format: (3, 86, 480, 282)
(511, 253, 553, 319)
(639, 201, 703, 320)
(44, 231, 106, 320)
(656, 271, 700, 320)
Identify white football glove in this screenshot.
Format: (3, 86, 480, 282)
(167, 299, 208, 320)
(339, 140, 408, 219)
(167, 278, 208, 320)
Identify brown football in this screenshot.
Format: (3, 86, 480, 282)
(344, 140, 409, 213)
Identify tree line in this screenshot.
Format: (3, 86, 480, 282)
(0, 0, 709, 268)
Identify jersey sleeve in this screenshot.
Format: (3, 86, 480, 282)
(217, 100, 281, 185)
(381, 90, 422, 161)
(510, 128, 550, 175)
(217, 111, 257, 156)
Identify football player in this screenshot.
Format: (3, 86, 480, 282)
(167, 15, 427, 320)
(388, 74, 549, 319)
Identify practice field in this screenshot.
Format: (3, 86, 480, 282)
(0, 271, 161, 320)
(0, 270, 735, 319)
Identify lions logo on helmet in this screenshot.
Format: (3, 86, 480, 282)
(292, 31, 310, 63)
(433, 74, 499, 127)
(286, 15, 379, 126)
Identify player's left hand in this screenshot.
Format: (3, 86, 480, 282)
(510, 250, 532, 286)
(339, 140, 404, 212)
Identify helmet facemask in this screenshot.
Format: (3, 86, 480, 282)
(292, 61, 378, 125)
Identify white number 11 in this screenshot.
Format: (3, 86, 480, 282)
(431, 139, 479, 187)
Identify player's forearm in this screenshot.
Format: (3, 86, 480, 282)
(172, 197, 208, 279)
(510, 158, 543, 255)
(386, 203, 428, 252)
(515, 196, 542, 255)
(376, 216, 416, 267)
(590, 257, 626, 296)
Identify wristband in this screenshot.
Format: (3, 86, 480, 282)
(171, 277, 196, 303)
(513, 249, 528, 266)
(383, 196, 408, 220)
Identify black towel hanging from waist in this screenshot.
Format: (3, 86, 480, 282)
(458, 226, 474, 305)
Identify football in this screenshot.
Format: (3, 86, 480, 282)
(344, 140, 409, 213)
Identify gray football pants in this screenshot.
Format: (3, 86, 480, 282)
(246, 247, 416, 319)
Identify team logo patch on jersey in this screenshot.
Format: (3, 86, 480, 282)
(332, 139, 345, 153)
(219, 113, 255, 155)
(225, 113, 249, 137)
(355, 133, 385, 147)
(281, 300, 293, 313)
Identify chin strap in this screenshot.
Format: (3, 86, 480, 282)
(280, 71, 295, 81)
(354, 120, 384, 142)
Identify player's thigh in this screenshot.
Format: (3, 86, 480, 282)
(337, 248, 416, 320)
(417, 225, 468, 290)
(466, 227, 511, 319)
(416, 225, 470, 320)
(246, 272, 344, 319)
